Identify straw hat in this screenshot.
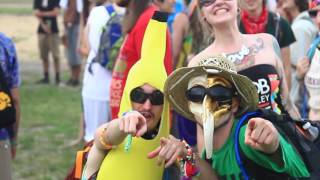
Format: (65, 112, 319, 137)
(164, 55, 258, 122)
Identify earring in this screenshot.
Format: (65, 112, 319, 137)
(203, 17, 207, 22)
(237, 7, 241, 15)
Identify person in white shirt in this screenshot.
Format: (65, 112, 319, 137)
(82, 0, 124, 142)
(282, 0, 318, 112)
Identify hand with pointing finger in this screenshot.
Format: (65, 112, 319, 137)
(119, 111, 148, 137)
(147, 135, 187, 168)
(245, 118, 279, 154)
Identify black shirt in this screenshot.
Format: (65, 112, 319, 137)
(239, 64, 286, 114)
(33, 0, 60, 34)
(239, 12, 296, 48)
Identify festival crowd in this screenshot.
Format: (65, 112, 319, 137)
(1, 0, 320, 179)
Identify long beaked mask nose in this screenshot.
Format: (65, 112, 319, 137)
(202, 76, 232, 159)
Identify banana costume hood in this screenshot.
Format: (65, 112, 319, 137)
(96, 11, 170, 180)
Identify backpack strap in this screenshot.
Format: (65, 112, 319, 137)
(74, 145, 92, 179)
(0, 62, 9, 92)
(88, 4, 118, 74)
(307, 36, 320, 63)
(74, 141, 94, 179)
(234, 111, 258, 180)
(272, 12, 281, 41)
(105, 4, 116, 17)
(0, 42, 12, 90)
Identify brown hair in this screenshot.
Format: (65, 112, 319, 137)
(122, 0, 151, 34)
(190, 5, 213, 53)
(295, 0, 309, 12)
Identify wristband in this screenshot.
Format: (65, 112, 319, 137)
(178, 140, 199, 178)
(98, 126, 113, 150)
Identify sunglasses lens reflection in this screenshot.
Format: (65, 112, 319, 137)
(186, 86, 206, 102)
(207, 86, 233, 102)
(186, 85, 234, 103)
(149, 91, 164, 105)
(131, 88, 147, 103)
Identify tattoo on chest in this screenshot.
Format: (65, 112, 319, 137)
(228, 38, 264, 71)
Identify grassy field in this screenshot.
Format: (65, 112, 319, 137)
(13, 72, 83, 180)
(0, 7, 33, 15)
(0, 0, 32, 3)
(0, 0, 33, 15)
(0, 4, 85, 180)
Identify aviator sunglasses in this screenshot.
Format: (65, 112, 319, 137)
(199, 0, 232, 7)
(186, 85, 236, 103)
(130, 87, 164, 105)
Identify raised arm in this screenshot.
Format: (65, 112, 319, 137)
(172, 13, 189, 68)
(83, 111, 148, 178)
(95, 111, 147, 150)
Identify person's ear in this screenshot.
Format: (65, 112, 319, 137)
(231, 97, 240, 114)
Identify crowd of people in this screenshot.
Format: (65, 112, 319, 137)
(1, 0, 320, 179)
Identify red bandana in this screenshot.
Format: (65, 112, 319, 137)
(241, 5, 268, 34)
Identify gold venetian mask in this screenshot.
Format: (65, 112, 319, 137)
(187, 75, 234, 159)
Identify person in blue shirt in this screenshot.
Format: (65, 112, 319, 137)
(0, 32, 21, 180)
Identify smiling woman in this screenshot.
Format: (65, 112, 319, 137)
(192, 0, 299, 119)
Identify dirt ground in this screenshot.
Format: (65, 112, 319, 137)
(0, 15, 39, 61)
(0, 14, 68, 73)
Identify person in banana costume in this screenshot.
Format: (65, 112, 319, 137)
(80, 11, 186, 180)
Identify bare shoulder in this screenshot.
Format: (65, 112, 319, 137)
(255, 33, 281, 59)
(174, 13, 189, 24)
(173, 13, 189, 33)
(244, 33, 274, 45)
(256, 33, 275, 46)
(241, 33, 279, 66)
(188, 50, 212, 67)
(188, 53, 202, 67)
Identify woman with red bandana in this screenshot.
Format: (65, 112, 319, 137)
(239, 0, 296, 90)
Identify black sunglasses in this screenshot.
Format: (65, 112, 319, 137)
(186, 85, 236, 103)
(309, 10, 318, 18)
(130, 87, 164, 105)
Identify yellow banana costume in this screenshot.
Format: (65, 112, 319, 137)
(96, 11, 170, 180)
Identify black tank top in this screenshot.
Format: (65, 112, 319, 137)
(239, 64, 285, 114)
